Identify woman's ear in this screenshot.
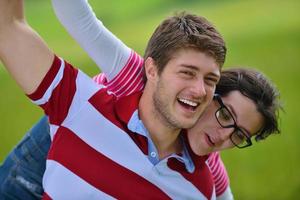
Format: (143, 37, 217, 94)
(144, 57, 158, 82)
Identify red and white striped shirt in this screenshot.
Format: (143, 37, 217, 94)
(28, 55, 215, 199)
(93, 51, 231, 198)
(51, 0, 231, 197)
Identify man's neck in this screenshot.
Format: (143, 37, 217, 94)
(139, 91, 183, 159)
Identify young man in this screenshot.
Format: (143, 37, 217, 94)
(0, 0, 226, 199)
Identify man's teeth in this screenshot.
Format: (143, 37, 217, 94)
(178, 98, 198, 107)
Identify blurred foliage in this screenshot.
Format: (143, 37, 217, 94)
(0, 0, 299, 199)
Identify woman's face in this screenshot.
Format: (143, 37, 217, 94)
(187, 90, 264, 156)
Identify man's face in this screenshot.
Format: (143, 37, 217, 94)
(187, 90, 264, 155)
(151, 48, 220, 129)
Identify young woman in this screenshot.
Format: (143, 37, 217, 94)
(0, 0, 280, 199)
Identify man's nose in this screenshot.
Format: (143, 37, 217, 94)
(191, 78, 206, 98)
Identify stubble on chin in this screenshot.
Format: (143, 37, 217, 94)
(152, 89, 185, 130)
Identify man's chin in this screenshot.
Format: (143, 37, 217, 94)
(165, 115, 198, 129)
(179, 118, 198, 129)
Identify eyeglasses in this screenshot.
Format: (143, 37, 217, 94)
(213, 94, 252, 148)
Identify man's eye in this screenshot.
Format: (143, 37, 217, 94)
(205, 77, 218, 86)
(180, 71, 194, 76)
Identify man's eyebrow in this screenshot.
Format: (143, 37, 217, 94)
(179, 64, 200, 71)
(179, 64, 220, 79)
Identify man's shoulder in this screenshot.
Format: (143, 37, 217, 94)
(89, 89, 142, 127)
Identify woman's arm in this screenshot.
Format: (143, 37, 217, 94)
(51, 0, 131, 81)
(207, 152, 234, 200)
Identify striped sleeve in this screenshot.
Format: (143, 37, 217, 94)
(27, 55, 100, 128)
(207, 152, 230, 197)
(93, 51, 145, 98)
(27, 56, 78, 127)
(93, 73, 108, 85)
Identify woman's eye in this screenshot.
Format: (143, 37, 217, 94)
(219, 109, 231, 121)
(234, 130, 246, 141)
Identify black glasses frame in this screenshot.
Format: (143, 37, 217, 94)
(213, 94, 252, 148)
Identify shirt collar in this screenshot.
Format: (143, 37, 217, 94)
(114, 91, 197, 173)
(114, 91, 142, 124)
(127, 109, 196, 173)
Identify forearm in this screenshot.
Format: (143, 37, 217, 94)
(0, 0, 54, 94)
(51, 0, 131, 80)
(0, 0, 24, 25)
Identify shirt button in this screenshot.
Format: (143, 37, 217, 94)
(150, 152, 156, 157)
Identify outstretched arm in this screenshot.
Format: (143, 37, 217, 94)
(51, 0, 131, 81)
(0, 0, 54, 94)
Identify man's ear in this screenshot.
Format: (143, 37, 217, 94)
(144, 57, 158, 82)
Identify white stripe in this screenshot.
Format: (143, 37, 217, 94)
(64, 70, 104, 127)
(149, 159, 208, 200)
(76, 70, 104, 101)
(43, 160, 115, 200)
(49, 124, 59, 140)
(217, 182, 228, 196)
(211, 186, 216, 200)
(31, 58, 65, 105)
(216, 187, 233, 200)
(60, 102, 208, 199)
(211, 163, 222, 180)
(62, 102, 153, 175)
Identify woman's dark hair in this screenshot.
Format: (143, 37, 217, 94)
(216, 68, 282, 141)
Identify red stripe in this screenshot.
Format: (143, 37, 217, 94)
(93, 73, 108, 85)
(216, 180, 228, 196)
(27, 56, 78, 126)
(207, 152, 229, 196)
(167, 157, 214, 199)
(42, 192, 52, 200)
(48, 127, 171, 200)
(114, 66, 144, 97)
(27, 55, 61, 101)
(167, 134, 214, 199)
(107, 51, 135, 87)
(215, 171, 228, 196)
(214, 165, 223, 182)
(91, 52, 144, 98)
(127, 80, 144, 95)
(89, 89, 148, 155)
(45, 60, 78, 125)
(108, 52, 143, 93)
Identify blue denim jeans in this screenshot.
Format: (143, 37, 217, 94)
(0, 116, 50, 200)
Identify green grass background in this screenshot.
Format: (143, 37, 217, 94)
(0, 0, 299, 199)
